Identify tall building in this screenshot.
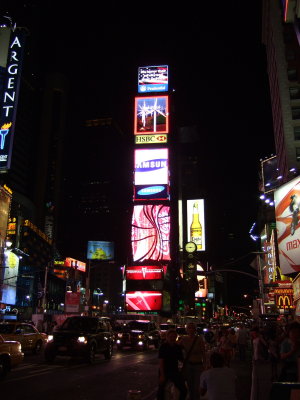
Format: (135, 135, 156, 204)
(262, 0, 300, 180)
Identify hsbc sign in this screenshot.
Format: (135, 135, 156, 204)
(135, 134, 167, 144)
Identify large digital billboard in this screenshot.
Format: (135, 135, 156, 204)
(274, 176, 300, 274)
(138, 65, 168, 93)
(87, 241, 114, 260)
(64, 258, 86, 273)
(131, 204, 171, 262)
(126, 265, 163, 280)
(0, 30, 26, 171)
(1, 249, 20, 305)
(187, 199, 205, 251)
(134, 96, 169, 135)
(134, 148, 168, 186)
(125, 291, 162, 311)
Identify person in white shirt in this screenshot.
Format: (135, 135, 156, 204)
(200, 352, 237, 400)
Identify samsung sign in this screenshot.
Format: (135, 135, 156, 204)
(134, 148, 169, 185)
(134, 184, 169, 201)
(0, 30, 25, 170)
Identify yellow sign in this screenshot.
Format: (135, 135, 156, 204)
(135, 134, 168, 144)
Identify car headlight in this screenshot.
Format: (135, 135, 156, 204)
(77, 336, 88, 344)
(138, 334, 144, 339)
(47, 335, 54, 342)
(117, 333, 123, 338)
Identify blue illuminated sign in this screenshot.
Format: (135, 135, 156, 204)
(138, 65, 168, 93)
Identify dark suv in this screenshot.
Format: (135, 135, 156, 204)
(116, 320, 160, 350)
(44, 316, 114, 363)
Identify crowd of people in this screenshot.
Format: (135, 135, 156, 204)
(156, 320, 300, 400)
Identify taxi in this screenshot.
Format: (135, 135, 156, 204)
(0, 321, 47, 354)
(0, 334, 24, 377)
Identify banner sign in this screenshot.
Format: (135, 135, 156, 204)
(126, 265, 163, 280)
(135, 134, 168, 144)
(125, 291, 162, 311)
(134, 184, 169, 201)
(138, 65, 168, 93)
(65, 292, 81, 313)
(274, 176, 300, 274)
(134, 96, 169, 135)
(0, 30, 26, 170)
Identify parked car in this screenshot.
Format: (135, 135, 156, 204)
(0, 321, 47, 354)
(0, 334, 24, 377)
(116, 320, 160, 351)
(44, 316, 114, 363)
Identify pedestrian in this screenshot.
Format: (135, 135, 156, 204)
(250, 327, 272, 400)
(218, 329, 233, 366)
(228, 328, 237, 360)
(278, 321, 300, 382)
(200, 351, 237, 400)
(179, 322, 206, 400)
(157, 328, 187, 400)
(237, 324, 248, 361)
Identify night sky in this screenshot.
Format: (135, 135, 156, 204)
(3, 1, 275, 302)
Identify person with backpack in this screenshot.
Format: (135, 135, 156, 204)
(250, 327, 272, 400)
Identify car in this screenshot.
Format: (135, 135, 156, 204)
(159, 323, 177, 342)
(0, 334, 24, 377)
(116, 320, 160, 351)
(0, 321, 47, 354)
(44, 316, 114, 363)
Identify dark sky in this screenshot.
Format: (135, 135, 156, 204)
(3, 1, 275, 295)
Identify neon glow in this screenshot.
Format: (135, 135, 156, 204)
(126, 291, 162, 311)
(131, 204, 171, 262)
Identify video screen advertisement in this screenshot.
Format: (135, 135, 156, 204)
(134, 96, 169, 135)
(274, 176, 300, 274)
(126, 265, 163, 280)
(0, 30, 26, 171)
(134, 148, 169, 186)
(131, 204, 171, 262)
(125, 291, 162, 311)
(64, 258, 86, 273)
(87, 241, 114, 260)
(138, 65, 168, 93)
(187, 199, 206, 251)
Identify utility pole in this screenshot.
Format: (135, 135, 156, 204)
(41, 261, 49, 310)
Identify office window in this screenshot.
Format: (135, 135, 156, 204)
(289, 87, 300, 100)
(292, 107, 300, 119)
(296, 148, 300, 161)
(294, 126, 300, 140)
(288, 69, 297, 81)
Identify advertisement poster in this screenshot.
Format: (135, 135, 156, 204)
(1, 250, 19, 305)
(126, 265, 163, 280)
(274, 176, 300, 274)
(131, 205, 171, 262)
(134, 96, 169, 134)
(138, 65, 168, 93)
(125, 291, 162, 311)
(134, 184, 169, 201)
(65, 292, 81, 313)
(64, 257, 86, 273)
(187, 199, 205, 251)
(87, 241, 114, 260)
(134, 148, 168, 186)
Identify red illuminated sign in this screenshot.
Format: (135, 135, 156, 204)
(126, 265, 163, 280)
(65, 257, 86, 273)
(125, 291, 162, 311)
(131, 204, 171, 262)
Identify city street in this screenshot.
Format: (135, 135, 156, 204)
(1, 347, 159, 400)
(1, 346, 253, 400)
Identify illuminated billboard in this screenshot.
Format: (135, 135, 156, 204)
(87, 241, 114, 260)
(0, 185, 12, 242)
(0, 30, 26, 171)
(134, 96, 169, 135)
(274, 176, 300, 274)
(65, 258, 86, 273)
(1, 250, 19, 305)
(135, 134, 168, 145)
(134, 148, 168, 186)
(138, 65, 168, 93)
(134, 184, 169, 201)
(125, 291, 162, 311)
(126, 265, 163, 280)
(187, 199, 205, 251)
(131, 204, 171, 262)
